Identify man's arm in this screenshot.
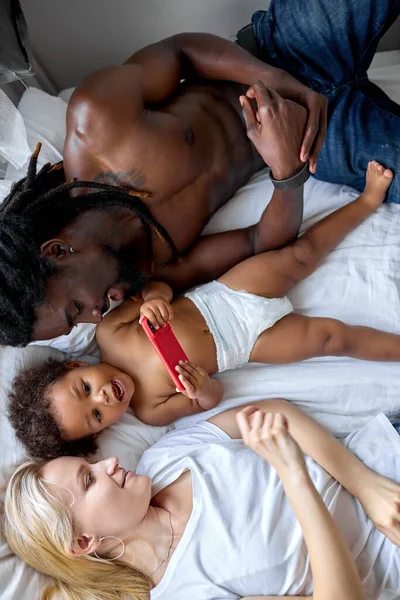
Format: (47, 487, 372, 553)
(66, 33, 326, 174)
(155, 187, 302, 294)
(127, 33, 327, 169)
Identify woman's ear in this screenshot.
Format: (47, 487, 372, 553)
(65, 361, 90, 370)
(69, 534, 101, 557)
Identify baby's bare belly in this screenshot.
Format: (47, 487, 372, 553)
(170, 297, 219, 374)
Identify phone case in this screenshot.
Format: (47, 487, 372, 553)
(140, 317, 189, 391)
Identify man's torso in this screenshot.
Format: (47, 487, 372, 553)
(64, 80, 264, 254)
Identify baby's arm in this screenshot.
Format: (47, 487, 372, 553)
(97, 281, 173, 335)
(135, 361, 223, 426)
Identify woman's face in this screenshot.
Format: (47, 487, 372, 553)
(49, 362, 134, 440)
(42, 456, 151, 549)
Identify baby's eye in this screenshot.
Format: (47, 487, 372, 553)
(82, 381, 90, 394)
(86, 472, 95, 489)
(94, 409, 101, 423)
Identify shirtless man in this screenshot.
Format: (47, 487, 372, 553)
(0, 0, 398, 346)
(0, 39, 317, 344)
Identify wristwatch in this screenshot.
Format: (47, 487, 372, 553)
(270, 160, 310, 190)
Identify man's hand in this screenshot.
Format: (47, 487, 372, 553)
(264, 69, 328, 173)
(175, 360, 223, 410)
(240, 82, 307, 180)
(356, 471, 400, 546)
(139, 297, 173, 329)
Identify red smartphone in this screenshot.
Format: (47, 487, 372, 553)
(140, 317, 189, 392)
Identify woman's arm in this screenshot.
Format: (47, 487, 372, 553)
(209, 399, 400, 545)
(238, 410, 365, 600)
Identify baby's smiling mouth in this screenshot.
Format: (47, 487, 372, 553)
(111, 380, 124, 402)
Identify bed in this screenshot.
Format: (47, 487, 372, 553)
(1, 50, 400, 600)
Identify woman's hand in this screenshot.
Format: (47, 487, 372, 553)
(175, 360, 223, 410)
(237, 407, 307, 477)
(356, 472, 400, 546)
(240, 82, 307, 180)
(139, 297, 173, 329)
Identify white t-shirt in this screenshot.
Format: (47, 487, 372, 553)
(136, 414, 400, 600)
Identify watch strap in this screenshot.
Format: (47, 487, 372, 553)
(270, 160, 310, 190)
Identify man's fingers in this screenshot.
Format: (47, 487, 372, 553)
(251, 81, 274, 103)
(300, 109, 319, 163)
(240, 95, 258, 136)
(309, 101, 328, 172)
(259, 84, 282, 103)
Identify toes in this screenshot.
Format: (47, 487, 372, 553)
(383, 169, 394, 180)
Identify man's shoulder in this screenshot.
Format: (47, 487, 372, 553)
(66, 64, 146, 139)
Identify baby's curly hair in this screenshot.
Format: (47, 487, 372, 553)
(8, 358, 98, 460)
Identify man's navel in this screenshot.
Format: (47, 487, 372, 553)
(184, 127, 195, 147)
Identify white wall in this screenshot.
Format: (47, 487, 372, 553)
(21, 0, 265, 91)
(18, 1, 400, 92)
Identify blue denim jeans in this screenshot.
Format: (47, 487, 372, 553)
(252, 0, 400, 203)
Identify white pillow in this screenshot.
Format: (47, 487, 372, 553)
(0, 345, 66, 600)
(4, 87, 67, 182)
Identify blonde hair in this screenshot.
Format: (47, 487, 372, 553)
(1, 460, 152, 600)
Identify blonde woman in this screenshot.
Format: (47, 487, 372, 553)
(3, 399, 400, 600)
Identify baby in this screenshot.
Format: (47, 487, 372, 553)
(9, 162, 396, 459)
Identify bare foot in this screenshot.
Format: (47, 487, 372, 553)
(362, 160, 393, 209)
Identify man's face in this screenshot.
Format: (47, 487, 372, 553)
(32, 243, 148, 340)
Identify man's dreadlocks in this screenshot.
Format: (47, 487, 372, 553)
(0, 143, 178, 347)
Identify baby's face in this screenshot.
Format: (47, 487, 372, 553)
(48, 363, 134, 440)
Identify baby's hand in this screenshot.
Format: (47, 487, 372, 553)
(175, 361, 222, 410)
(237, 408, 307, 477)
(139, 297, 173, 329)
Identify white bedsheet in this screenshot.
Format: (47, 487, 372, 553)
(177, 175, 400, 438)
(1, 50, 400, 600)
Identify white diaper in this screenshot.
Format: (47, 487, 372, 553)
(185, 281, 293, 372)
